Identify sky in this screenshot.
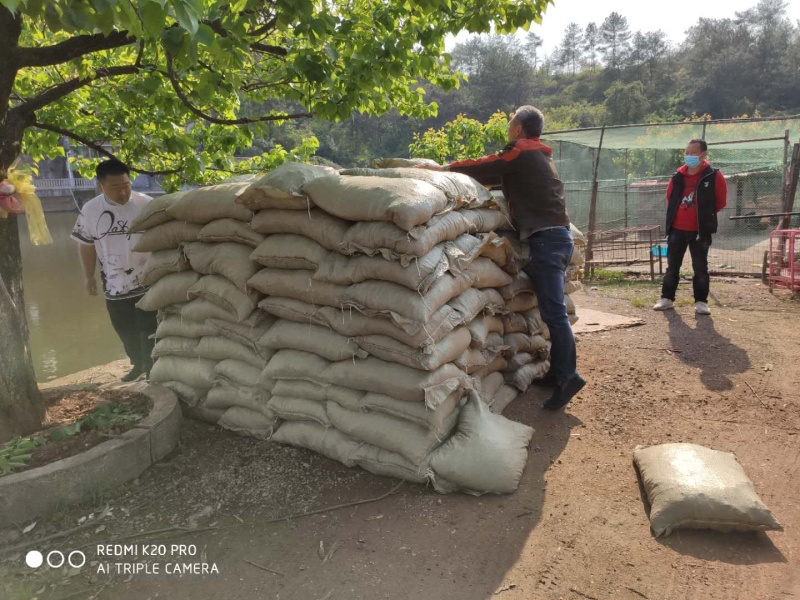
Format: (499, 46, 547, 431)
(445, 0, 800, 56)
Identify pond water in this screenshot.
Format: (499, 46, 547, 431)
(19, 212, 127, 382)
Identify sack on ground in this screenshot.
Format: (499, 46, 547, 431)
(505, 360, 549, 392)
(267, 396, 330, 426)
(218, 406, 276, 440)
(271, 421, 360, 467)
(351, 444, 429, 484)
(430, 392, 534, 495)
(336, 390, 462, 436)
(166, 182, 253, 224)
(205, 384, 271, 416)
(158, 380, 206, 406)
(633, 443, 783, 537)
(488, 385, 519, 415)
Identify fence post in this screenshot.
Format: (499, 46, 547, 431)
(781, 129, 790, 208)
(624, 149, 629, 228)
(584, 125, 606, 275)
(702, 116, 707, 141)
(779, 142, 800, 231)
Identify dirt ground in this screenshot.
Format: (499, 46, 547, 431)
(1, 279, 799, 600)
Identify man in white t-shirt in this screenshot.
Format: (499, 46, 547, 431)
(71, 159, 156, 382)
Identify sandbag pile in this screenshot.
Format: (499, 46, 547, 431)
(130, 181, 279, 439)
(133, 162, 584, 495)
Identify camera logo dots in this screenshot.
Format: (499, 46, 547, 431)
(25, 550, 86, 569)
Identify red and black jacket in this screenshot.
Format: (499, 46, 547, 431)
(447, 138, 569, 235)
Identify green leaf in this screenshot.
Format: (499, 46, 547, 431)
(49, 422, 82, 442)
(141, 1, 168, 38)
(173, 0, 200, 35)
(195, 23, 215, 47)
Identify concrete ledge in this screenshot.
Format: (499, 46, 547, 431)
(0, 386, 181, 528)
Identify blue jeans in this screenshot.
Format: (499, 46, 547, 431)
(523, 227, 577, 384)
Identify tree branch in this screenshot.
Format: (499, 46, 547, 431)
(165, 54, 310, 124)
(14, 65, 141, 115)
(204, 17, 286, 57)
(18, 30, 136, 68)
(33, 122, 183, 176)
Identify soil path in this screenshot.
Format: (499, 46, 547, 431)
(2, 280, 798, 600)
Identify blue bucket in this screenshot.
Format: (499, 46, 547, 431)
(651, 245, 667, 257)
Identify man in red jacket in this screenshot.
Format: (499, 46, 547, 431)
(415, 106, 585, 411)
(654, 139, 728, 315)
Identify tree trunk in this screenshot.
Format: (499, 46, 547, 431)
(0, 213, 44, 442)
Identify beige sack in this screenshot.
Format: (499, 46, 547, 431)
(477, 372, 505, 404)
(184, 242, 260, 292)
(479, 288, 508, 315)
(235, 162, 337, 209)
(466, 258, 514, 289)
(207, 317, 276, 359)
(303, 175, 453, 232)
(633, 443, 783, 537)
(500, 271, 534, 300)
(196, 336, 266, 369)
(142, 249, 190, 286)
(454, 347, 491, 375)
(133, 221, 203, 252)
(564, 280, 581, 294)
(199, 218, 265, 247)
(336, 390, 462, 436)
(150, 356, 217, 392)
(130, 192, 185, 232)
(505, 360, 549, 392)
(430, 392, 534, 495)
(166, 182, 253, 224)
(257, 296, 328, 328)
(218, 406, 276, 440)
(271, 379, 364, 406)
(250, 208, 350, 252)
(263, 349, 332, 384)
(271, 421, 360, 467)
(501, 312, 527, 334)
(155, 315, 215, 339)
(187, 275, 259, 322)
(506, 293, 538, 313)
(354, 327, 471, 372)
(467, 315, 505, 348)
(488, 385, 520, 415)
(268, 396, 330, 427)
(181, 298, 257, 325)
(351, 444, 429, 484)
(151, 336, 199, 359)
(182, 404, 225, 424)
(373, 157, 440, 169)
(205, 384, 271, 416)
(213, 359, 262, 389)
(250, 234, 328, 270)
(158, 380, 206, 406)
(260, 320, 367, 362)
(503, 333, 548, 355)
(327, 401, 446, 466)
(136, 271, 201, 311)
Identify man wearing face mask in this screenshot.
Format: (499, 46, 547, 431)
(71, 159, 156, 382)
(414, 106, 585, 411)
(654, 139, 727, 315)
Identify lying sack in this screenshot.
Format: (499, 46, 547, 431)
(571, 246, 584, 267)
(354, 327, 471, 372)
(327, 401, 447, 466)
(130, 191, 186, 232)
(430, 392, 534, 495)
(267, 396, 330, 427)
(506, 352, 536, 371)
(488, 385, 519, 415)
(250, 208, 350, 252)
(506, 293, 538, 313)
(142, 249, 190, 286)
(187, 275, 259, 322)
(522, 309, 545, 335)
(271, 421, 360, 467)
(570, 223, 587, 247)
(501, 312, 527, 334)
(182, 404, 225, 424)
(263, 349, 332, 384)
(504, 333, 548, 355)
(258, 296, 328, 327)
(479, 288, 507, 315)
(633, 443, 783, 537)
(158, 380, 206, 406)
(466, 258, 513, 289)
(151, 336, 199, 359)
(207, 317, 276, 360)
(500, 271, 534, 300)
(467, 315, 505, 349)
(155, 315, 215, 339)
(566, 294, 576, 315)
(341, 209, 506, 261)
(250, 234, 328, 270)
(336, 390, 462, 436)
(218, 406, 276, 440)
(477, 372, 505, 405)
(564, 280, 580, 294)
(199, 218, 265, 247)
(340, 167, 492, 207)
(214, 359, 262, 389)
(302, 175, 453, 232)
(150, 356, 217, 392)
(136, 271, 201, 311)
(260, 320, 367, 362)
(205, 384, 271, 416)
(133, 221, 203, 252)
(505, 360, 549, 392)
(235, 163, 337, 209)
(271, 379, 364, 406)
(373, 157, 441, 169)
(351, 444, 429, 484)
(474, 355, 508, 378)
(181, 298, 259, 325)
(196, 336, 267, 369)
(184, 242, 260, 292)
(454, 347, 491, 375)
(166, 182, 253, 224)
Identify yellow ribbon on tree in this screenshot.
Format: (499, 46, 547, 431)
(1, 162, 53, 246)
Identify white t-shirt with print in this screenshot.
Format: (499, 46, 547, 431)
(71, 192, 151, 300)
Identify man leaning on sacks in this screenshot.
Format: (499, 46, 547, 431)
(415, 106, 585, 411)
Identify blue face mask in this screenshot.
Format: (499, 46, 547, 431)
(684, 155, 701, 168)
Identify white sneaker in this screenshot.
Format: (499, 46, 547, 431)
(653, 298, 674, 311)
(695, 301, 711, 315)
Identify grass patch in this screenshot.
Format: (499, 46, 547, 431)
(584, 268, 660, 288)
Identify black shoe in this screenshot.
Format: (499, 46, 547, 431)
(121, 366, 144, 382)
(543, 375, 586, 411)
(531, 371, 557, 387)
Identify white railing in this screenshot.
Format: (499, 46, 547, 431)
(33, 177, 96, 190)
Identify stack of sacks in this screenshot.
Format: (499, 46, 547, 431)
(238, 162, 544, 494)
(129, 182, 279, 439)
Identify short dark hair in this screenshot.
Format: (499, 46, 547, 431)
(513, 105, 545, 138)
(688, 139, 708, 152)
(96, 159, 130, 181)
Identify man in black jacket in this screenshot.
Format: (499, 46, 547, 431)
(416, 106, 585, 410)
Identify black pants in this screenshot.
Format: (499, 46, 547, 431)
(106, 296, 158, 371)
(660, 228, 711, 303)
